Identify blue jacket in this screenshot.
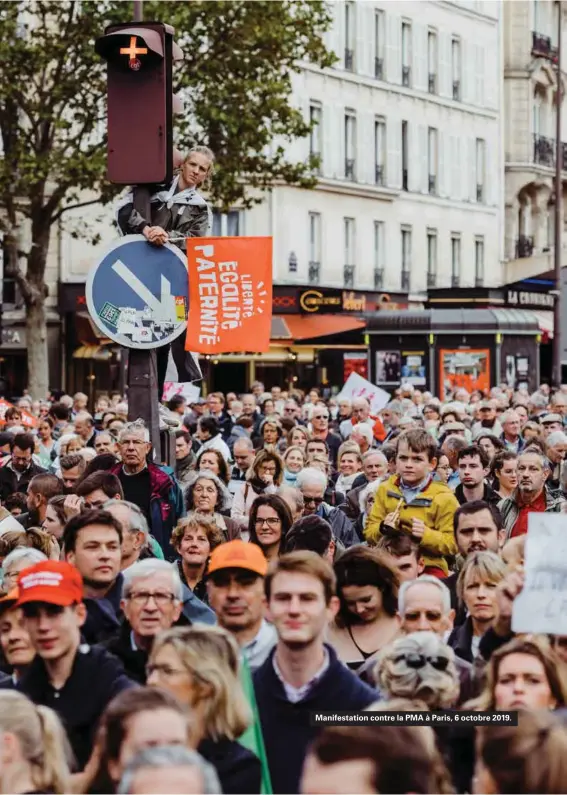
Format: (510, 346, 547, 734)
(253, 644, 377, 794)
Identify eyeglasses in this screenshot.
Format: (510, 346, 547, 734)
(303, 496, 324, 506)
(313, 415, 329, 420)
(260, 466, 277, 474)
(394, 653, 449, 672)
(255, 517, 281, 528)
(126, 591, 176, 607)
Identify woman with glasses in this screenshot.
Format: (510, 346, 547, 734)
(230, 450, 283, 532)
(448, 551, 506, 663)
(435, 452, 452, 484)
(328, 546, 400, 672)
(147, 625, 261, 795)
(248, 494, 293, 562)
(184, 471, 241, 542)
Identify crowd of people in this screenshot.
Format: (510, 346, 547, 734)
(0, 380, 566, 793)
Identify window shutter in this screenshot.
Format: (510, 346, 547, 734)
(413, 23, 427, 92)
(386, 11, 401, 84)
(438, 32, 451, 98)
(387, 118, 402, 189)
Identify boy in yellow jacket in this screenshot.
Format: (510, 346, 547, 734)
(365, 428, 458, 576)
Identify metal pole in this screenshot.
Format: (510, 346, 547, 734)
(554, 0, 563, 388)
(133, 0, 143, 22)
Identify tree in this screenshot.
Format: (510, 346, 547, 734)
(0, 0, 334, 398)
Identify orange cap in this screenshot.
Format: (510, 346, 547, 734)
(17, 561, 83, 608)
(207, 540, 268, 577)
(0, 588, 19, 612)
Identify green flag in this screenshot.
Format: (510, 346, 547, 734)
(239, 656, 272, 794)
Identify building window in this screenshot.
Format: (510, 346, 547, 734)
(475, 236, 485, 286)
(451, 234, 461, 287)
(344, 217, 356, 287)
(345, 2, 355, 71)
(309, 102, 322, 172)
(212, 211, 241, 236)
(374, 9, 385, 79)
(401, 226, 412, 290)
(476, 138, 485, 202)
(402, 120, 409, 190)
(452, 38, 461, 100)
(428, 127, 438, 195)
(427, 229, 437, 288)
(344, 111, 357, 180)
(374, 221, 385, 288)
(309, 212, 321, 284)
(374, 117, 386, 186)
(402, 21, 412, 86)
(428, 30, 438, 93)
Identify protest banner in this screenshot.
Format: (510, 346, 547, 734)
(0, 398, 38, 429)
(337, 372, 390, 415)
(185, 237, 272, 354)
(162, 382, 201, 404)
(512, 513, 567, 635)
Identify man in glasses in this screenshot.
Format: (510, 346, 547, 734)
(17, 559, 134, 770)
(296, 467, 358, 548)
(309, 404, 341, 467)
(63, 509, 124, 644)
(103, 559, 183, 683)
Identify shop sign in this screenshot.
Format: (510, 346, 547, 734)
(272, 286, 406, 315)
(299, 289, 342, 313)
(506, 289, 554, 309)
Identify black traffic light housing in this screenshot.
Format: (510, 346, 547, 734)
(95, 22, 183, 185)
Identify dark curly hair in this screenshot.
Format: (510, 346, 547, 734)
(333, 545, 399, 626)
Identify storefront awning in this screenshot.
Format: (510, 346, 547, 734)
(530, 310, 554, 339)
(73, 345, 114, 361)
(271, 315, 366, 341)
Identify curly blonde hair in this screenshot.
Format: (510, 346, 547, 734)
(376, 632, 460, 709)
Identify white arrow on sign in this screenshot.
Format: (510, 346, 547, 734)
(111, 258, 177, 322)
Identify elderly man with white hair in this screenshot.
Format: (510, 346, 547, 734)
(545, 430, 567, 491)
(350, 422, 373, 454)
(118, 745, 222, 795)
(100, 559, 185, 683)
(339, 397, 373, 440)
(296, 467, 358, 546)
(110, 421, 184, 561)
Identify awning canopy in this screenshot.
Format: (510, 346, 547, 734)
(271, 315, 366, 341)
(365, 308, 541, 335)
(530, 310, 554, 339)
(73, 345, 114, 360)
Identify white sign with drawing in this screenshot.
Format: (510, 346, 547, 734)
(337, 372, 390, 414)
(512, 513, 567, 635)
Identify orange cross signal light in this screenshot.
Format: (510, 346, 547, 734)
(119, 36, 148, 70)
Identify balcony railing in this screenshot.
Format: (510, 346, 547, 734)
(532, 31, 559, 62)
(451, 272, 460, 288)
(452, 79, 460, 100)
(345, 48, 354, 71)
(427, 271, 437, 288)
(375, 56, 383, 79)
(428, 73, 437, 94)
(475, 274, 484, 288)
(308, 261, 320, 283)
(374, 267, 384, 289)
(534, 133, 555, 167)
(345, 158, 355, 180)
(402, 65, 411, 86)
(344, 264, 355, 288)
(375, 164, 385, 186)
(401, 270, 411, 291)
(402, 168, 409, 190)
(515, 235, 534, 259)
(428, 174, 437, 195)
(476, 183, 484, 203)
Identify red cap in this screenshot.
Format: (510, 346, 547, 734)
(207, 540, 268, 577)
(17, 561, 83, 607)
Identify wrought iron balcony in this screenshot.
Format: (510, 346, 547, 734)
(402, 65, 411, 86)
(428, 73, 437, 94)
(374, 56, 383, 79)
(344, 264, 355, 288)
(532, 31, 559, 62)
(452, 79, 460, 100)
(401, 270, 411, 291)
(375, 164, 385, 186)
(345, 158, 356, 180)
(428, 174, 437, 195)
(451, 273, 460, 288)
(476, 183, 484, 203)
(402, 168, 409, 191)
(427, 271, 437, 288)
(533, 134, 555, 167)
(475, 274, 484, 288)
(345, 48, 354, 71)
(308, 261, 320, 283)
(515, 235, 534, 259)
(374, 267, 384, 289)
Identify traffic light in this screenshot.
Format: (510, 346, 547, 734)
(95, 22, 183, 185)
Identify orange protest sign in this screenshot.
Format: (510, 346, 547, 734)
(0, 398, 38, 428)
(185, 237, 273, 354)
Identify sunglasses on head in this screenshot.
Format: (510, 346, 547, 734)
(394, 653, 449, 672)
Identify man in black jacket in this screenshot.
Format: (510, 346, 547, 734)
(16, 559, 134, 769)
(100, 558, 184, 683)
(253, 551, 377, 794)
(0, 433, 46, 503)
